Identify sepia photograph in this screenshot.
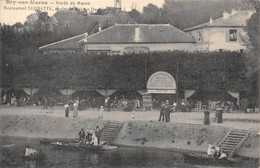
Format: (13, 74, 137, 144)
(0, 0, 259, 167)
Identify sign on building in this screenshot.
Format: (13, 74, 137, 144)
(147, 71, 176, 94)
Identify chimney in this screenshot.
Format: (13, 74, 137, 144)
(209, 17, 213, 24)
(134, 26, 140, 42)
(223, 12, 230, 20)
(98, 26, 102, 32)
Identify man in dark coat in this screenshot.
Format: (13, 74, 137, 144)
(78, 128, 85, 144)
(204, 110, 210, 125)
(95, 126, 101, 145)
(159, 102, 166, 122)
(218, 109, 223, 123)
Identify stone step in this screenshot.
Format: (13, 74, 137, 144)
(221, 144, 237, 148)
(105, 127, 119, 130)
(227, 135, 244, 139)
(221, 142, 239, 146)
(223, 140, 241, 144)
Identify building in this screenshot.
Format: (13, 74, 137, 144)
(184, 10, 254, 52)
(39, 24, 196, 55)
(42, 10, 117, 34)
(39, 33, 88, 54)
(79, 24, 196, 55)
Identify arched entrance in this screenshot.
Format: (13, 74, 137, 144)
(143, 71, 176, 110)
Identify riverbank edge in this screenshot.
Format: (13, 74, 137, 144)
(0, 135, 258, 161)
(0, 115, 259, 159)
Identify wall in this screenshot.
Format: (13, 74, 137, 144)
(187, 27, 246, 52)
(1, 115, 259, 158)
(83, 43, 196, 55)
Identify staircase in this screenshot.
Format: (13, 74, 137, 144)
(218, 129, 250, 157)
(100, 121, 124, 145)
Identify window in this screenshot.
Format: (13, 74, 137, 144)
(219, 49, 223, 52)
(229, 30, 237, 41)
(197, 30, 203, 42)
(240, 49, 244, 53)
(87, 50, 110, 56)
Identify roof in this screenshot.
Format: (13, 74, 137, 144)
(52, 10, 84, 24)
(39, 33, 88, 49)
(82, 24, 195, 44)
(184, 10, 254, 31)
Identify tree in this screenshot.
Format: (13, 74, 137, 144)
(128, 9, 141, 23)
(140, 4, 160, 24)
(243, 2, 260, 106)
(95, 8, 103, 15)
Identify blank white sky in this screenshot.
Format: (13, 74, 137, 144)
(0, 0, 164, 25)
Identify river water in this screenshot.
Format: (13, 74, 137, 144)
(0, 137, 258, 168)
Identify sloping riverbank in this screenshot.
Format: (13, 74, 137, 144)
(0, 115, 259, 158)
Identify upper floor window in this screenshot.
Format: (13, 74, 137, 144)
(229, 30, 237, 41)
(197, 30, 203, 42)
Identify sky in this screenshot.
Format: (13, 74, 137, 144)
(0, 0, 164, 25)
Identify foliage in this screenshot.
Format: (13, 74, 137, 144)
(242, 2, 259, 102)
(1, 46, 247, 93)
(127, 9, 141, 23)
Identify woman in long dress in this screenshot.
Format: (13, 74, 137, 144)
(204, 110, 210, 125)
(73, 101, 78, 117)
(218, 109, 223, 123)
(92, 133, 99, 146)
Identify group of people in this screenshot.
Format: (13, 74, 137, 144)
(78, 126, 101, 146)
(203, 108, 224, 125)
(2, 94, 30, 106)
(207, 144, 227, 160)
(159, 100, 176, 122)
(64, 100, 79, 117)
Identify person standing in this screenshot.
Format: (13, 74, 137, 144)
(78, 128, 85, 144)
(204, 110, 210, 125)
(95, 126, 101, 145)
(92, 133, 99, 146)
(214, 109, 219, 122)
(73, 101, 79, 118)
(159, 102, 165, 122)
(98, 106, 104, 119)
(43, 97, 48, 109)
(64, 104, 69, 117)
(218, 109, 223, 124)
(164, 100, 171, 122)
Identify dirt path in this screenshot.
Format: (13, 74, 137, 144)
(0, 106, 259, 131)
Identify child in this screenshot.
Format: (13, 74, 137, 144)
(99, 106, 104, 119)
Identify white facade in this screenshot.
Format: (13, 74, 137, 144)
(184, 10, 254, 52)
(82, 43, 196, 55)
(189, 27, 246, 52)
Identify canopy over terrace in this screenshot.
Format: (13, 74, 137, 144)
(187, 90, 237, 102)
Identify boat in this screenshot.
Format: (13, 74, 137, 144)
(49, 141, 117, 151)
(184, 153, 242, 164)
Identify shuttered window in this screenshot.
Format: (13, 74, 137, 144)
(229, 30, 237, 41)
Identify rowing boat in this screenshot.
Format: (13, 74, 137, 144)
(49, 141, 117, 151)
(184, 153, 241, 164)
